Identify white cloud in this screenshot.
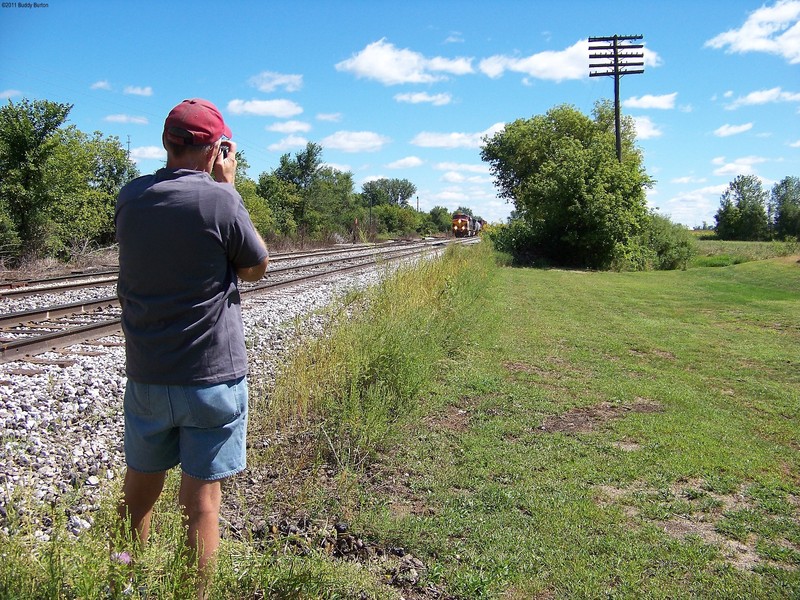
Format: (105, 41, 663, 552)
(124, 86, 153, 97)
(324, 162, 352, 173)
(248, 71, 303, 93)
(104, 114, 148, 125)
(317, 112, 342, 122)
(434, 162, 491, 174)
(644, 47, 663, 68)
(427, 56, 474, 75)
(442, 171, 466, 183)
(321, 131, 390, 152)
(0, 89, 21, 99)
(705, 0, 800, 64)
(268, 120, 311, 133)
(268, 135, 308, 152)
(623, 92, 677, 109)
(444, 31, 464, 44)
(361, 174, 386, 185)
(394, 92, 452, 106)
(713, 123, 753, 137)
(726, 86, 800, 109)
(130, 146, 166, 162)
(335, 38, 473, 85)
(90, 80, 111, 91)
(430, 188, 469, 202)
(441, 171, 491, 184)
(658, 183, 728, 227)
(479, 39, 588, 82)
(411, 122, 505, 149)
(711, 155, 768, 176)
(632, 116, 663, 139)
(386, 156, 423, 168)
(227, 99, 303, 118)
(790, 139, 800, 147)
(671, 176, 708, 184)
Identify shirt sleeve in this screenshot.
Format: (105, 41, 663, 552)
(225, 190, 268, 269)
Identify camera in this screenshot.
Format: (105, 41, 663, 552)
(219, 141, 231, 159)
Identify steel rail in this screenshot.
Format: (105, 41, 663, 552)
(0, 242, 445, 364)
(0, 240, 424, 299)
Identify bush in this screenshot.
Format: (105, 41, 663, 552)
(483, 220, 548, 267)
(485, 214, 696, 271)
(644, 214, 697, 270)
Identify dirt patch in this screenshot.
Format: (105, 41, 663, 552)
(660, 518, 761, 571)
(537, 398, 663, 434)
(425, 405, 471, 433)
(594, 479, 799, 573)
(612, 440, 642, 452)
(221, 422, 450, 598)
(629, 348, 676, 361)
(502, 359, 569, 380)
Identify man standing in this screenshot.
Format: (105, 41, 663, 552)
(114, 98, 268, 596)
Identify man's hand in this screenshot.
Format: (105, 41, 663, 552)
(213, 140, 237, 184)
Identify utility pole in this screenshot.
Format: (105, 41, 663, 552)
(589, 34, 644, 162)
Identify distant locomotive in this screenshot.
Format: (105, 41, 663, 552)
(452, 213, 482, 238)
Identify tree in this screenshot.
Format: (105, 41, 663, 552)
(361, 178, 417, 207)
(256, 172, 302, 237)
(0, 98, 72, 255)
(309, 166, 360, 236)
(429, 206, 452, 232)
(234, 151, 274, 238)
(714, 175, 769, 241)
(43, 127, 138, 254)
(270, 142, 333, 243)
(274, 142, 323, 190)
(772, 176, 800, 239)
(481, 101, 652, 269)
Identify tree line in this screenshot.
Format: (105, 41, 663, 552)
(0, 98, 474, 264)
(714, 174, 800, 241)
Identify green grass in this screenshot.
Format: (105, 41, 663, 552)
(2, 243, 799, 598)
(691, 238, 799, 267)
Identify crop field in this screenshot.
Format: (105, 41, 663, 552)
(2, 243, 798, 599)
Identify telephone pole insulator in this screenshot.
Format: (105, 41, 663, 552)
(589, 34, 645, 162)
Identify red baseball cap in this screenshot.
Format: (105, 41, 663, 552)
(163, 98, 232, 146)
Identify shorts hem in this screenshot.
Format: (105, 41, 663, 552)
(181, 464, 246, 482)
(126, 460, 179, 474)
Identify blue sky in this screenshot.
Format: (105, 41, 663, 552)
(1, 0, 798, 227)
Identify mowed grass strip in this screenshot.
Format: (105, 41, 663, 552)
(360, 254, 800, 598)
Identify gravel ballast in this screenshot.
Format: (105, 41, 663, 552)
(0, 264, 396, 540)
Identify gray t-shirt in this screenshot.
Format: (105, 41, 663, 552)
(115, 168, 267, 385)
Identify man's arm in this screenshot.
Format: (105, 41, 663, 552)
(237, 255, 268, 282)
(236, 230, 269, 282)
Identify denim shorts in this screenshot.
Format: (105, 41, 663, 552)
(123, 376, 248, 481)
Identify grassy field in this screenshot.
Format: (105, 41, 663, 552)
(690, 237, 799, 267)
(382, 252, 800, 598)
(1, 243, 798, 598)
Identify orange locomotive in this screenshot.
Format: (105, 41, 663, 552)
(452, 213, 481, 237)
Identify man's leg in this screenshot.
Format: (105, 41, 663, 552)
(179, 472, 222, 597)
(117, 468, 167, 546)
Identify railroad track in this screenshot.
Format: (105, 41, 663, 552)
(0, 240, 402, 301)
(0, 239, 452, 364)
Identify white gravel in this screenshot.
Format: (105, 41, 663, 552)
(0, 261, 404, 540)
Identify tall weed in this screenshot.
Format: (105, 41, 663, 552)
(269, 243, 493, 466)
